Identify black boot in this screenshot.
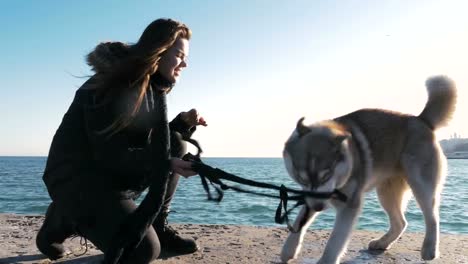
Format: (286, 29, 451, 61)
(36, 202, 74, 260)
(154, 212, 199, 254)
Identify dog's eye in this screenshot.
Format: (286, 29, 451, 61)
(322, 167, 331, 175)
(319, 168, 330, 179)
(317, 166, 333, 184)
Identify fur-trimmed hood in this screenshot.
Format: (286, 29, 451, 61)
(86, 42, 131, 73)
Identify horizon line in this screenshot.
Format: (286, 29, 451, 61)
(0, 155, 283, 159)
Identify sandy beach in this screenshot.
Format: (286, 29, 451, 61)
(0, 213, 467, 264)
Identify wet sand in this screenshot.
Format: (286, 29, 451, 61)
(1, 214, 467, 264)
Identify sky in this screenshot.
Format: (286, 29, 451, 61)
(1, 0, 467, 157)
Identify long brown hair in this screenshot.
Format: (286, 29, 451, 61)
(86, 18, 191, 135)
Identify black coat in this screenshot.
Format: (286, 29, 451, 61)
(43, 77, 194, 201)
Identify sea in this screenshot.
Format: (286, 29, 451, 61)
(0, 157, 467, 234)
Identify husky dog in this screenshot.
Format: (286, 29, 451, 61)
(280, 76, 457, 264)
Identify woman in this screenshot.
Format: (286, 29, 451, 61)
(36, 18, 206, 263)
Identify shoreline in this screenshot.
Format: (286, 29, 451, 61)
(1, 214, 467, 264)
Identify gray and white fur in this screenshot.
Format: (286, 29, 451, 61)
(281, 76, 457, 264)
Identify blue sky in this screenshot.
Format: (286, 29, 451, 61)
(1, 0, 467, 157)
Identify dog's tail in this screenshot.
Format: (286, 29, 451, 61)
(418, 75, 457, 130)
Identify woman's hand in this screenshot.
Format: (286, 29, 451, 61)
(180, 108, 207, 128)
(170, 157, 197, 178)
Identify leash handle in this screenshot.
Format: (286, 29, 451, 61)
(275, 186, 290, 227)
(275, 185, 306, 233)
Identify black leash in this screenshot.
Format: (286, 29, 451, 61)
(182, 152, 347, 232)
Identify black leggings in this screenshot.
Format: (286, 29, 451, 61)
(80, 197, 160, 263)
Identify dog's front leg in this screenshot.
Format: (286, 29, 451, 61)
(280, 206, 317, 263)
(318, 202, 362, 264)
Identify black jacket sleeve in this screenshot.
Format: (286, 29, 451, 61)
(169, 113, 197, 137)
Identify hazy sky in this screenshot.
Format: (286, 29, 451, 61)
(1, 0, 467, 157)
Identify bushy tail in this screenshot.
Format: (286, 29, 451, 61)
(418, 75, 457, 130)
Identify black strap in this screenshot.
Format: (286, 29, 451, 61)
(183, 153, 347, 232)
(189, 156, 347, 201)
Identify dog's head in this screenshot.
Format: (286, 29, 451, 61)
(283, 117, 353, 211)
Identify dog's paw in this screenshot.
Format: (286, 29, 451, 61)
(280, 248, 297, 263)
(421, 240, 439, 260)
(368, 239, 390, 250)
(280, 233, 303, 263)
(317, 257, 339, 264)
(280, 242, 300, 263)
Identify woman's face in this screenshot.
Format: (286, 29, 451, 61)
(158, 37, 189, 84)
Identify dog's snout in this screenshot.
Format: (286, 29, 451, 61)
(313, 203, 325, 212)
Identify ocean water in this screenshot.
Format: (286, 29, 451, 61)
(0, 157, 467, 234)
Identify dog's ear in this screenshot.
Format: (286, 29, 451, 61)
(296, 117, 310, 137)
